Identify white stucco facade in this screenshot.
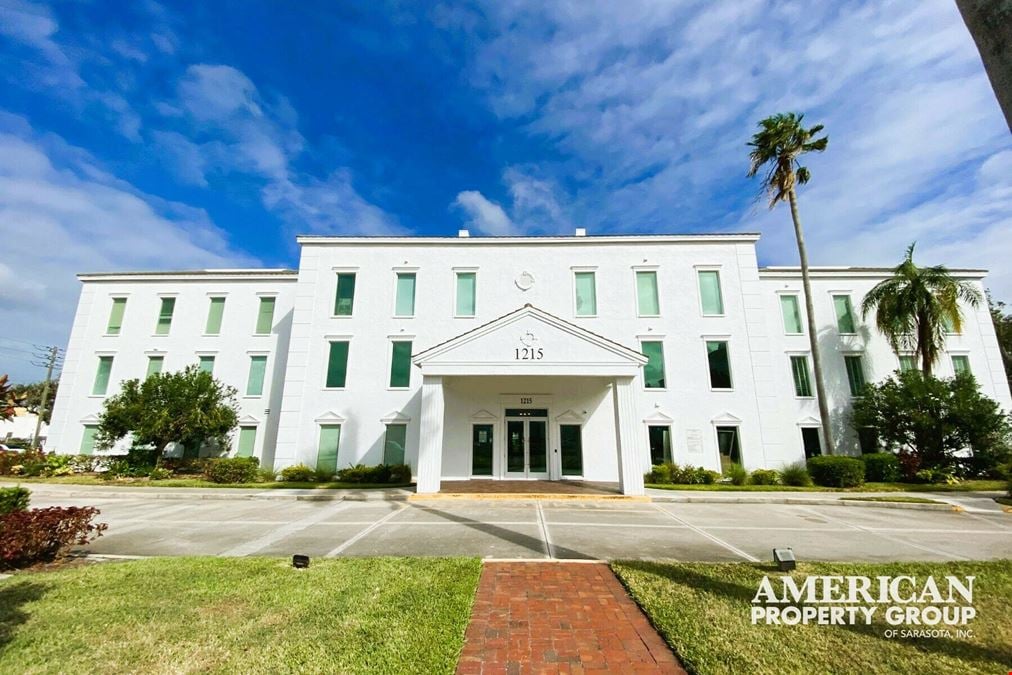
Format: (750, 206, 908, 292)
(46, 233, 1012, 495)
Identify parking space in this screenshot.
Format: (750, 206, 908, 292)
(24, 490, 1012, 562)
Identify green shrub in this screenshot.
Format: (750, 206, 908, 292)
(780, 462, 812, 486)
(861, 452, 900, 482)
(0, 506, 107, 569)
(726, 464, 749, 485)
(807, 456, 865, 488)
(914, 467, 960, 485)
(280, 464, 318, 482)
(147, 467, 173, 481)
(257, 468, 278, 483)
(335, 464, 413, 484)
(749, 469, 779, 485)
(203, 457, 259, 484)
(647, 464, 673, 484)
(388, 464, 412, 484)
(0, 487, 30, 515)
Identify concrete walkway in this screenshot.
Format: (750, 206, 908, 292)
(457, 562, 684, 674)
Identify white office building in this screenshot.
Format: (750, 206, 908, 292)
(46, 232, 1011, 495)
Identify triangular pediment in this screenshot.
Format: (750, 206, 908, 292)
(79, 413, 101, 423)
(314, 410, 347, 424)
(555, 409, 585, 423)
(413, 305, 647, 377)
(797, 416, 821, 426)
(471, 409, 498, 420)
(380, 410, 411, 424)
(710, 411, 743, 425)
(643, 409, 674, 423)
(237, 414, 261, 425)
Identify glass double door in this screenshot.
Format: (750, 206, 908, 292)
(505, 418, 548, 479)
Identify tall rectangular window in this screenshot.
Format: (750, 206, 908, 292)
(716, 426, 741, 472)
(197, 355, 215, 374)
(574, 271, 597, 316)
(455, 272, 476, 317)
(636, 271, 660, 316)
(236, 426, 256, 458)
(334, 273, 356, 316)
(641, 340, 666, 389)
(106, 298, 126, 335)
(92, 356, 113, 395)
(698, 270, 724, 315)
(155, 297, 175, 335)
(246, 355, 267, 396)
(389, 341, 412, 388)
(395, 272, 416, 317)
(706, 340, 732, 389)
(255, 297, 276, 335)
(780, 295, 803, 334)
(146, 355, 163, 378)
(317, 425, 341, 475)
(326, 341, 350, 388)
(951, 354, 971, 376)
(844, 355, 866, 396)
(472, 424, 494, 476)
(80, 425, 98, 456)
(834, 295, 856, 334)
(205, 297, 225, 334)
(648, 426, 672, 465)
(802, 428, 822, 459)
(790, 355, 812, 397)
(560, 424, 583, 476)
(899, 355, 917, 372)
(384, 424, 407, 465)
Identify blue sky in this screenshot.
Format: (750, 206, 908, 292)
(1, 0, 1010, 382)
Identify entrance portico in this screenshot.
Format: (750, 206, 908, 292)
(412, 305, 649, 495)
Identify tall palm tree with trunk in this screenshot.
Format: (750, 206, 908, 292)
(747, 113, 833, 453)
(861, 243, 983, 377)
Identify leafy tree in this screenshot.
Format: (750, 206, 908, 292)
(851, 370, 1011, 478)
(11, 380, 59, 424)
(861, 244, 983, 377)
(988, 291, 1012, 391)
(96, 366, 238, 466)
(0, 375, 14, 421)
(747, 112, 833, 452)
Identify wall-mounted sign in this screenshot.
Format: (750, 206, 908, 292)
(515, 330, 544, 360)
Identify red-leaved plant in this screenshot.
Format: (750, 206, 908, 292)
(0, 506, 107, 569)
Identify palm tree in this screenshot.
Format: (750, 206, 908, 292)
(861, 243, 983, 377)
(954, 0, 1012, 133)
(747, 113, 833, 453)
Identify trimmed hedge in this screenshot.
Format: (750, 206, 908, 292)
(203, 457, 260, 484)
(645, 463, 720, 485)
(280, 464, 318, 482)
(0, 486, 30, 516)
(749, 469, 779, 485)
(861, 452, 900, 482)
(807, 456, 865, 488)
(336, 464, 413, 484)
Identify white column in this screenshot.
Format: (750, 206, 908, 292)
(613, 376, 645, 495)
(416, 375, 445, 494)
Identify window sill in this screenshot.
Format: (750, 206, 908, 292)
(87, 394, 107, 399)
(251, 333, 271, 337)
(242, 395, 263, 399)
(637, 314, 661, 319)
(330, 314, 354, 319)
(795, 396, 815, 400)
(151, 334, 169, 337)
(710, 388, 734, 393)
(574, 314, 598, 319)
(453, 315, 476, 319)
(838, 332, 858, 336)
(644, 388, 668, 392)
(392, 315, 416, 319)
(700, 313, 726, 318)
(387, 387, 412, 392)
(103, 332, 121, 337)
(322, 387, 347, 392)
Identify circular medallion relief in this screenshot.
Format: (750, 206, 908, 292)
(515, 271, 535, 291)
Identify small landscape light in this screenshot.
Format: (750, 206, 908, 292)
(292, 554, 310, 569)
(772, 548, 796, 572)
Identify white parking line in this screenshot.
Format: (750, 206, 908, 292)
(222, 501, 350, 557)
(798, 507, 972, 561)
(536, 502, 555, 559)
(326, 505, 406, 556)
(652, 504, 759, 562)
(100, 503, 205, 538)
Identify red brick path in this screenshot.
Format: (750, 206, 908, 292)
(457, 562, 686, 674)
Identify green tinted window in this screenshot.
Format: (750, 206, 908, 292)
(237, 427, 256, 457)
(456, 272, 476, 317)
(317, 425, 341, 474)
(389, 341, 412, 388)
(780, 295, 803, 334)
(155, 297, 175, 335)
(326, 341, 349, 388)
(205, 297, 225, 334)
(395, 273, 416, 317)
(706, 341, 732, 389)
(80, 425, 98, 455)
(790, 355, 812, 397)
(951, 355, 971, 376)
(246, 355, 267, 396)
(107, 298, 126, 334)
(255, 297, 276, 335)
(636, 271, 660, 316)
(93, 356, 113, 395)
(146, 356, 163, 378)
(198, 355, 215, 374)
(899, 355, 917, 372)
(641, 341, 666, 389)
(844, 355, 866, 395)
(698, 270, 724, 315)
(384, 424, 407, 465)
(648, 426, 672, 464)
(574, 272, 597, 316)
(334, 273, 356, 316)
(834, 295, 856, 333)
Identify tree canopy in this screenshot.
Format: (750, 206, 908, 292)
(746, 112, 828, 207)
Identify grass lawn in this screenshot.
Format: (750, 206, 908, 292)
(996, 497, 1012, 508)
(0, 557, 480, 674)
(645, 480, 1005, 493)
(612, 560, 1011, 675)
(2, 475, 411, 490)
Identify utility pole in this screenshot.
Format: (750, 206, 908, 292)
(30, 345, 63, 449)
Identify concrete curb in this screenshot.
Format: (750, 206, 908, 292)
(409, 493, 648, 502)
(0, 487, 410, 502)
(649, 494, 962, 511)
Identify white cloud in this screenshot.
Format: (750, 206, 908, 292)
(454, 190, 515, 235)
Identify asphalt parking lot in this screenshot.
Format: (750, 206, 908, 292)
(27, 492, 1012, 562)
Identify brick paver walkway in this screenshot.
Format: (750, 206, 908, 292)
(457, 562, 685, 674)
(439, 480, 620, 495)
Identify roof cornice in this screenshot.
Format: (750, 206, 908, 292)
(77, 269, 298, 282)
(297, 233, 761, 246)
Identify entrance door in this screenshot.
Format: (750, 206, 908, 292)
(505, 417, 549, 479)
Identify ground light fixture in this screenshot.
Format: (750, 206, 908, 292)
(773, 548, 796, 571)
(292, 554, 310, 569)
